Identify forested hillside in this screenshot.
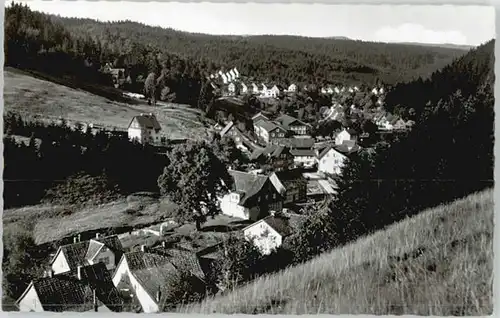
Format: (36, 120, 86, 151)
(53, 18, 468, 85)
(287, 39, 494, 265)
(384, 40, 495, 120)
(5, 1, 468, 106)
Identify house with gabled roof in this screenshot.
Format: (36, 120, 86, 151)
(287, 83, 297, 93)
(274, 114, 310, 136)
(50, 234, 124, 276)
(128, 113, 161, 145)
(253, 118, 287, 144)
(112, 251, 182, 313)
(316, 143, 360, 175)
(227, 82, 239, 96)
(274, 137, 315, 150)
(16, 263, 123, 312)
(243, 211, 307, 255)
(240, 82, 248, 94)
(335, 128, 359, 146)
(251, 83, 260, 94)
(251, 112, 269, 123)
(269, 169, 308, 204)
(290, 149, 317, 168)
(219, 170, 283, 221)
(250, 144, 294, 171)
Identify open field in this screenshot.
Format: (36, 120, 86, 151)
(3, 195, 178, 245)
(3, 193, 249, 248)
(179, 189, 493, 315)
(4, 68, 212, 141)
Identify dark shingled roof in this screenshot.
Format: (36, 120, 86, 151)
(123, 252, 180, 306)
(258, 213, 308, 237)
(254, 119, 286, 133)
(54, 241, 90, 272)
(21, 263, 122, 312)
(275, 137, 315, 149)
(290, 149, 316, 157)
(250, 144, 290, 161)
(274, 114, 308, 129)
(229, 170, 269, 206)
(128, 114, 161, 131)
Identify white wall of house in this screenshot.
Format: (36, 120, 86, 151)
(89, 246, 116, 271)
(113, 258, 159, 313)
(51, 251, 70, 275)
(288, 84, 297, 92)
(318, 149, 347, 175)
(293, 155, 316, 168)
(290, 125, 307, 135)
(244, 222, 282, 255)
(17, 284, 44, 312)
(219, 193, 251, 220)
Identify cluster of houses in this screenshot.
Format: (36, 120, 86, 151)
(15, 233, 217, 313)
(374, 113, 415, 131)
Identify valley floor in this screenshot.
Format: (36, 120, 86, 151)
(179, 189, 493, 315)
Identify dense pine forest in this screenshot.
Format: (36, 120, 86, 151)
(5, 1, 470, 109)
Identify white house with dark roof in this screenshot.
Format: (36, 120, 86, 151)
(274, 114, 310, 136)
(112, 248, 206, 313)
(128, 113, 161, 145)
(50, 234, 124, 275)
(316, 144, 359, 175)
(219, 170, 283, 221)
(227, 82, 238, 96)
(16, 263, 123, 312)
(290, 149, 317, 168)
(243, 211, 307, 255)
(287, 83, 297, 93)
(253, 118, 287, 144)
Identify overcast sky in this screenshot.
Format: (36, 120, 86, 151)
(16, 1, 495, 46)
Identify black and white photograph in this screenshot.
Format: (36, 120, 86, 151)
(2, 1, 495, 315)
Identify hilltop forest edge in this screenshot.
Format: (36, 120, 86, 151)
(3, 2, 495, 310)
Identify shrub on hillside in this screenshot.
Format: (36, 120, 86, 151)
(42, 173, 121, 206)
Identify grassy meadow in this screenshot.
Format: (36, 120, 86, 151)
(4, 68, 212, 141)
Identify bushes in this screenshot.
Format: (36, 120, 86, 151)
(42, 173, 121, 206)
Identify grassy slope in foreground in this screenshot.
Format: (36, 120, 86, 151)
(180, 189, 493, 315)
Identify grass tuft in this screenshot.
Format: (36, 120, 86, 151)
(178, 189, 493, 315)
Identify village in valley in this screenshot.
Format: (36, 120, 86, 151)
(10, 64, 416, 313)
(3, 2, 494, 316)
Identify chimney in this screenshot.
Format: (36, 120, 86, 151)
(270, 210, 276, 217)
(140, 245, 146, 252)
(73, 237, 78, 244)
(95, 233, 100, 239)
(77, 265, 83, 280)
(77, 234, 81, 242)
(48, 269, 53, 278)
(93, 288, 98, 312)
(156, 287, 162, 303)
(161, 241, 166, 248)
